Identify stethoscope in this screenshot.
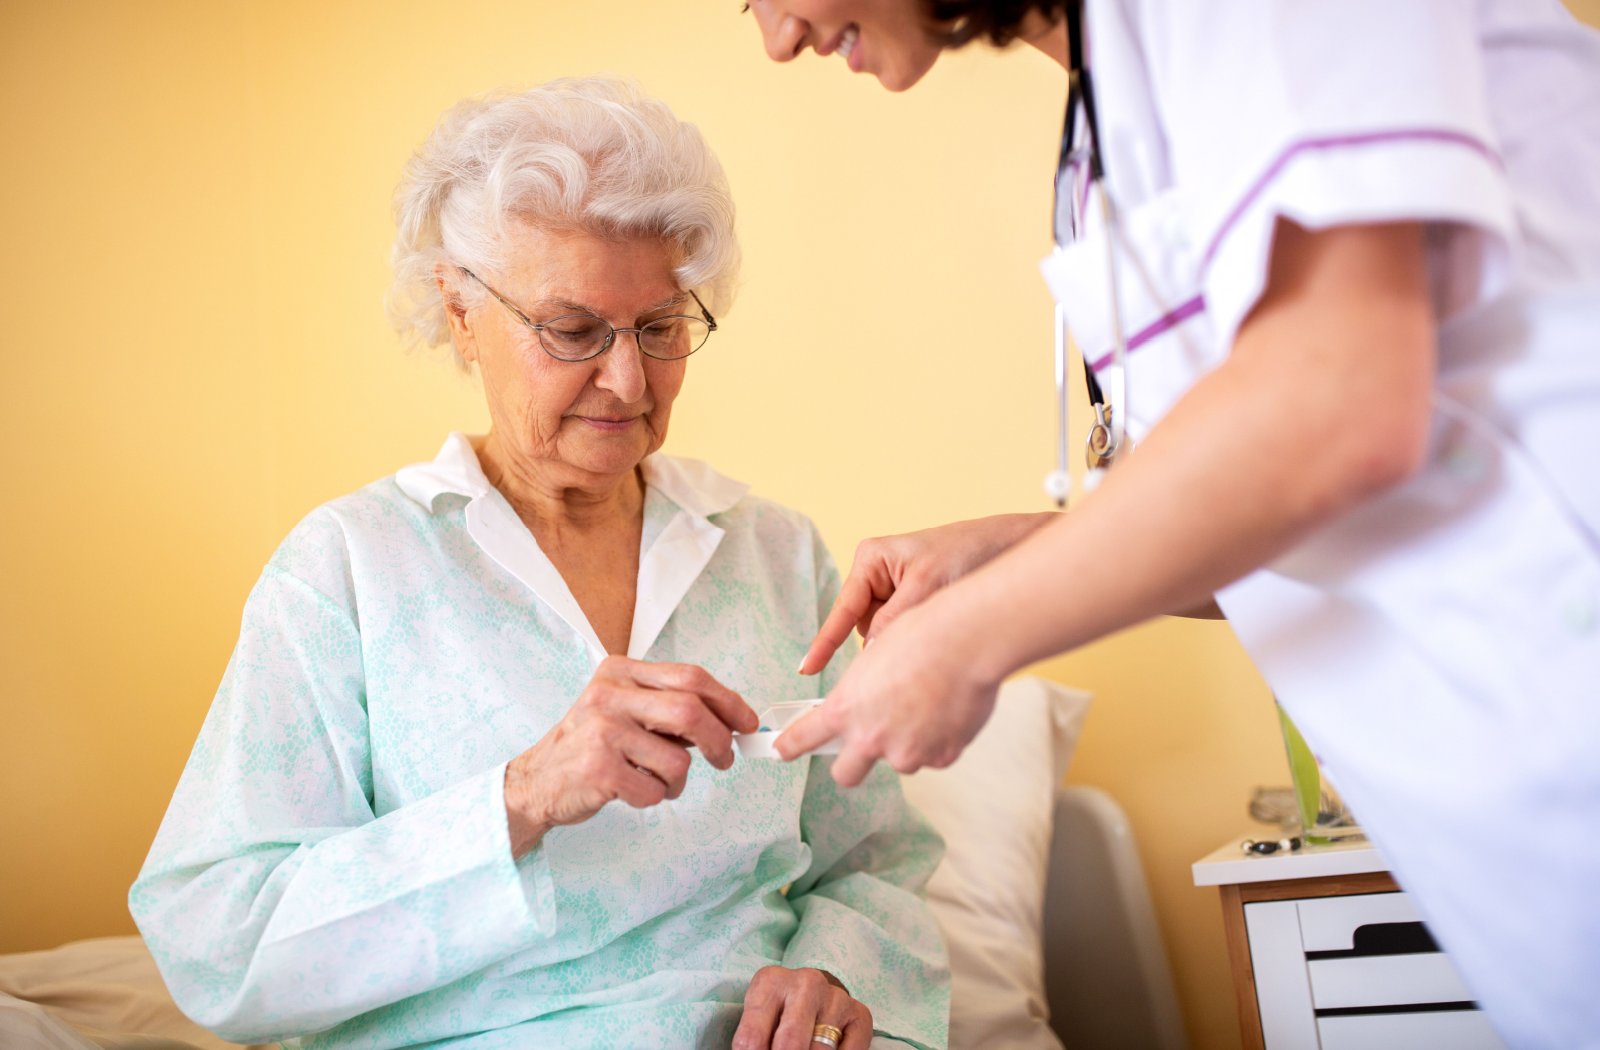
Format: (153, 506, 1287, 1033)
(1043, 0, 1129, 508)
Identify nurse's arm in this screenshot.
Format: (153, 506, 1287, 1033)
(800, 215, 1375, 673)
(961, 219, 1433, 672)
(788, 219, 1433, 780)
(803, 511, 1218, 677)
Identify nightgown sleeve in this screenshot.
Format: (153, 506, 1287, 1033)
(128, 509, 556, 1045)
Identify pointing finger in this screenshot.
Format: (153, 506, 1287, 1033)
(799, 578, 876, 677)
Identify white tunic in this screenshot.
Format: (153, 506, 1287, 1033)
(1039, 3, 1600, 1047)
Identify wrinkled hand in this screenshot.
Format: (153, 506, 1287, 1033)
(733, 966, 872, 1050)
(503, 657, 757, 857)
(798, 513, 1053, 676)
(778, 596, 1001, 786)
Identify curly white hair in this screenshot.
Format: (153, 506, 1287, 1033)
(388, 76, 740, 368)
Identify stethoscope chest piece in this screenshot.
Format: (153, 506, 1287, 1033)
(1087, 402, 1116, 464)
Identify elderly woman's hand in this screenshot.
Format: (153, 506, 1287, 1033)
(733, 966, 873, 1050)
(503, 657, 757, 857)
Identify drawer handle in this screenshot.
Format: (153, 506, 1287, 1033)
(1316, 1001, 1477, 1018)
(1306, 921, 1440, 960)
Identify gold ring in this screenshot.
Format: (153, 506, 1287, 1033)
(812, 1023, 843, 1047)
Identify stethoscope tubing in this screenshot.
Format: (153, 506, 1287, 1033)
(1047, 0, 1129, 506)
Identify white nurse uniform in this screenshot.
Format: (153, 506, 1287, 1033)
(1039, 2, 1600, 1047)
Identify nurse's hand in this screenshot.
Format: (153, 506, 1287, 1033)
(798, 512, 1056, 675)
(733, 966, 873, 1050)
(779, 597, 999, 786)
(502, 657, 757, 858)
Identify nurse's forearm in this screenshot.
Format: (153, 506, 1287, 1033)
(941, 220, 1435, 679)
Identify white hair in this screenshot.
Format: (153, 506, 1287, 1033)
(388, 76, 740, 367)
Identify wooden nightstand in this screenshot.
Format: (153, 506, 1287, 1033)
(1193, 837, 1509, 1050)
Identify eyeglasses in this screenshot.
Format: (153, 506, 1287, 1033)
(458, 267, 717, 362)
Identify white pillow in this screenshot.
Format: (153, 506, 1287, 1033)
(900, 676, 1091, 1050)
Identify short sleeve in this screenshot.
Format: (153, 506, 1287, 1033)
(1127, 0, 1517, 347)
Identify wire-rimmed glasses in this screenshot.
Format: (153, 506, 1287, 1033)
(459, 267, 717, 362)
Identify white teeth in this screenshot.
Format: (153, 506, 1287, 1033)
(837, 25, 858, 59)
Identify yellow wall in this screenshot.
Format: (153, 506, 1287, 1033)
(3, 3, 1593, 1049)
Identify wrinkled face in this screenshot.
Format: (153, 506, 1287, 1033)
(747, 0, 945, 92)
(445, 225, 691, 485)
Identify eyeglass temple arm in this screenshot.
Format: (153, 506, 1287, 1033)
(457, 266, 539, 327)
(688, 288, 717, 330)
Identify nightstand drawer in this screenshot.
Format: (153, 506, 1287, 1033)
(1318, 1008, 1507, 1050)
(1297, 892, 1420, 951)
(1308, 952, 1473, 1009)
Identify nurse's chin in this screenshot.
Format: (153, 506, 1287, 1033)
(863, 41, 942, 93)
(873, 61, 938, 92)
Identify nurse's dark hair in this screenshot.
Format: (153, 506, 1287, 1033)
(927, 0, 1068, 47)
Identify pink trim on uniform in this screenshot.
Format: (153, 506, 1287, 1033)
(1084, 129, 1500, 375)
(1200, 128, 1504, 268)
(1089, 294, 1207, 372)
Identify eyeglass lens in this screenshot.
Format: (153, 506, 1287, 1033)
(539, 314, 711, 361)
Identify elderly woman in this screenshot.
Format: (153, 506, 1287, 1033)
(129, 77, 948, 1050)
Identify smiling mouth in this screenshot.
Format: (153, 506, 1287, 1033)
(837, 24, 859, 61)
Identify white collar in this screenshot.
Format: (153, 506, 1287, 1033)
(393, 433, 748, 668)
(395, 433, 749, 522)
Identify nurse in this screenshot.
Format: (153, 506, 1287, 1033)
(744, 1, 1600, 1047)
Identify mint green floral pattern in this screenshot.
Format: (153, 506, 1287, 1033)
(130, 463, 949, 1050)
